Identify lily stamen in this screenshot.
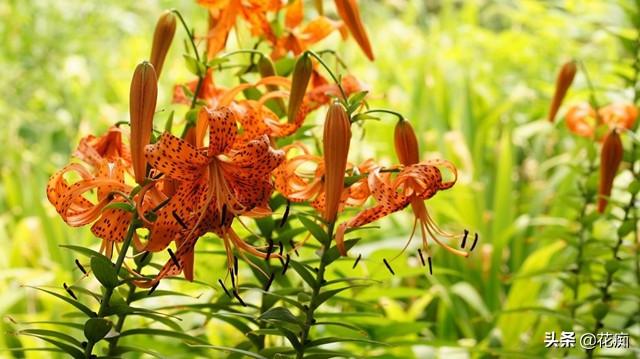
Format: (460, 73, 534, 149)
(382, 258, 395, 275)
(352, 253, 362, 269)
(75, 259, 88, 275)
(460, 229, 469, 248)
(218, 279, 231, 298)
(264, 272, 275, 291)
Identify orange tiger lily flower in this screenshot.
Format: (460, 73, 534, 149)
(566, 102, 637, 138)
(49, 128, 163, 258)
(598, 103, 637, 131)
(270, 0, 342, 59)
(273, 143, 374, 213)
(335, 160, 470, 259)
(47, 161, 133, 259)
(74, 126, 131, 169)
(137, 105, 284, 285)
(198, 0, 282, 57)
(565, 102, 597, 137)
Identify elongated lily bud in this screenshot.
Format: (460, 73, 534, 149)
(323, 101, 351, 222)
(130, 62, 158, 184)
(598, 130, 623, 213)
(288, 53, 312, 123)
(258, 56, 286, 113)
(335, 0, 374, 61)
(150, 11, 176, 79)
(394, 119, 419, 165)
(315, 0, 324, 15)
(548, 60, 577, 122)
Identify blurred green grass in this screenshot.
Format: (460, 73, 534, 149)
(0, 0, 635, 358)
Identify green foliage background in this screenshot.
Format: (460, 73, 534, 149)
(0, 0, 638, 358)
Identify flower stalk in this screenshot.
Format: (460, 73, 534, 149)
(297, 221, 335, 359)
(84, 214, 140, 358)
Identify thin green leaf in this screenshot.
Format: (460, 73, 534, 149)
(17, 333, 84, 359)
(24, 286, 96, 317)
(189, 345, 268, 359)
(18, 329, 82, 347)
(289, 260, 316, 287)
(118, 328, 209, 345)
(298, 216, 329, 244)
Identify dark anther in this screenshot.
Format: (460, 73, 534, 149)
(139, 251, 150, 263)
(352, 254, 362, 269)
(428, 257, 433, 275)
(63, 283, 77, 300)
(264, 272, 275, 291)
(81, 341, 87, 348)
(281, 254, 291, 275)
(234, 255, 239, 276)
(265, 239, 274, 261)
(220, 204, 227, 226)
(233, 290, 247, 307)
(218, 279, 232, 298)
(230, 269, 236, 289)
(470, 233, 479, 251)
(461, 229, 469, 248)
(311, 318, 317, 324)
(171, 210, 188, 229)
(148, 282, 159, 296)
(290, 240, 299, 257)
(75, 259, 87, 275)
(151, 197, 171, 213)
(167, 248, 180, 268)
(321, 279, 327, 284)
(277, 243, 284, 265)
(279, 200, 291, 228)
(313, 267, 319, 272)
(303, 305, 309, 310)
(417, 249, 426, 266)
(383, 258, 395, 275)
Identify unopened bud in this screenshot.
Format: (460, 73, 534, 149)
(150, 10, 177, 79)
(288, 53, 312, 123)
(598, 130, 623, 213)
(394, 119, 419, 165)
(335, 0, 374, 61)
(548, 60, 577, 122)
(130, 62, 158, 184)
(323, 101, 351, 223)
(258, 56, 286, 114)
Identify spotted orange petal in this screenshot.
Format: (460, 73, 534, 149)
(145, 133, 209, 181)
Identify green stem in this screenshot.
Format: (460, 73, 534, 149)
(305, 51, 348, 102)
(220, 49, 265, 59)
(171, 9, 200, 63)
(587, 148, 638, 359)
(569, 160, 596, 320)
(84, 215, 139, 358)
(316, 49, 348, 70)
(363, 109, 405, 121)
(579, 61, 601, 119)
(106, 261, 144, 355)
(171, 9, 206, 138)
(297, 221, 335, 359)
